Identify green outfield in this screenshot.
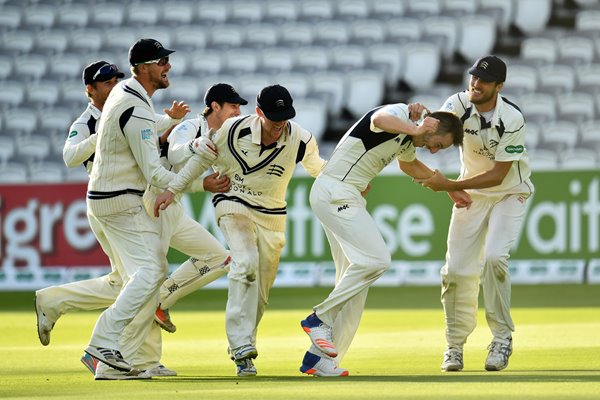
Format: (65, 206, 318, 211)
(1, 285, 599, 400)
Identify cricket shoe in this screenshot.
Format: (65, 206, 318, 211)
(485, 338, 512, 371)
(234, 358, 257, 377)
(81, 352, 99, 374)
(34, 295, 55, 346)
(441, 348, 463, 372)
(145, 364, 177, 377)
(300, 313, 337, 357)
(95, 367, 151, 380)
(154, 306, 176, 333)
(229, 344, 258, 361)
(299, 351, 348, 377)
(84, 345, 132, 372)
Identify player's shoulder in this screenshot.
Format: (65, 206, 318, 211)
(441, 91, 470, 115)
(499, 95, 524, 122)
(288, 120, 314, 143)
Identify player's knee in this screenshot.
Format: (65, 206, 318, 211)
(484, 254, 510, 281)
(228, 253, 259, 282)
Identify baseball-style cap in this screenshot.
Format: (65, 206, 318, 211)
(256, 84, 296, 122)
(468, 55, 507, 83)
(82, 61, 125, 85)
(204, 83, 248, 106)
(128, 38, 175, 66)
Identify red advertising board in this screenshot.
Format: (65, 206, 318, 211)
(0, 183, 108, 267)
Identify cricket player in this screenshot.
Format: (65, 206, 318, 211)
(300, 104, 468, 376)
(82, 38, 216, 378)
(416, 56, 534, 372)
(151, 83, 250, 332)
(154, 85, 326, 377)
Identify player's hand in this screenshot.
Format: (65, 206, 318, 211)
(407, 103, 429, 121)
(154, 190, 176, 217)
(203, 172, 231, 193)
(191, 137, 217, 160)
(164, 100, 190, 120)
(416, 116, 439, 135)
(448, 190, 472, 209)
(414, 169, 452, 192)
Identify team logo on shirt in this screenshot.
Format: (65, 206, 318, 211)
(141, 128, 152, 140)
(69, 130, 77, 138)
(266, 164, 285, 176)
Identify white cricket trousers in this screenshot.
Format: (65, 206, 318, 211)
(441, 181, 533, 349)
(118, 189, 231, 369)
(309, 175, 390, 362)
(86, 201, 168, 351)
(220, 214, 285, 351)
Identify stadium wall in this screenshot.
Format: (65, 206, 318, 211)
(1, 170, 599, 290)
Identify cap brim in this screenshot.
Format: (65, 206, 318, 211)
(262, 107, 296, 122)
(95, 71, 125, 82)
(224, 95, 249, 105)
(468, 67, 498, 83)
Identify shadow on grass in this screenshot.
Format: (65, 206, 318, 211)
(143, 371, 600, 384)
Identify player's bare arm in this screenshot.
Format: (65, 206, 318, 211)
(372, 110, 439, 136)
(416, 161, 513, 191)
(398, 158, 435, 180)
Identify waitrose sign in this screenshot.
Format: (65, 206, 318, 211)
(169, 170, 600, 263)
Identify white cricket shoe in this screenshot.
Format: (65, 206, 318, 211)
(441, 348, 464, 372)
(300, 351, 349, 377)
(145, 364, 177, 377)
(230, 344, 258, 361)
(34, 295, 55, 346)
(485, 338, 512, 371)
(85, 345, 132, 372)
(300, 313, 338, 358)
(95, 367, 151, 380)
(235, 358, 257, 377)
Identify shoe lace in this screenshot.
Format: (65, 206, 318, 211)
(445, 350, 462, 364)
(318, 323, 334, 342)
(488, 342, 510, 358)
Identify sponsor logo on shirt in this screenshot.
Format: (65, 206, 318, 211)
(337, 204, 349, 212)
(505, 145, 524, 154)
(489, 139, 499, 148)
(465, 128, 478, 135)
(141, 128, 152, 140)
(69, 130, 77, 138)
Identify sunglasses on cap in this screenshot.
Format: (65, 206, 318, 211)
(92, 63, 119, 81)
(136, 56, 169, 67)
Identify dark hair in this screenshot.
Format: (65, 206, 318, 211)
(429, 111, 464, 146)
(202, 100, 225, 117)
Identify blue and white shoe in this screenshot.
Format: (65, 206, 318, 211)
(235, 358, 257, 377)
(300, 313, 337, 357)
(299, 351, 348, 377)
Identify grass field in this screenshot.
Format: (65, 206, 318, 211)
(1, 285, 599, 400)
